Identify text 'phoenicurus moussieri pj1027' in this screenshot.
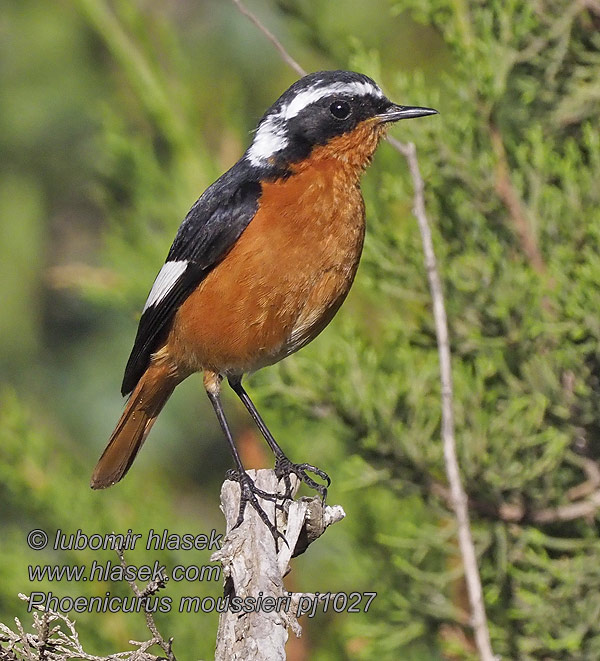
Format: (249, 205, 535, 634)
(91, 70, 438, 539)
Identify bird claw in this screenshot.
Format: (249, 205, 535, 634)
(274, 456, 330, 501)
(226, 469, 288, 503)
(227, 470, 289, 550)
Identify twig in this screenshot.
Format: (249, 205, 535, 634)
(433, 475, 600, 525)
(582, 0, 600, 15)
(389, 137, 494, 661)
(230, 1, 495, 658)
(3, 550, 176, 661)
(116, 549, 176, 661)
(4, 593, 164, 661)
(231, 0, 306, 77)
(567, 456, 600, 501)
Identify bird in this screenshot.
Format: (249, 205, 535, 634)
(91, 70, 437, 539)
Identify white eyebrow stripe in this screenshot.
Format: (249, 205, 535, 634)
(282, 81, 383, 119)
(143, 260, 188, 312)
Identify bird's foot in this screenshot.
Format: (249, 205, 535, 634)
(274, 456, 330, 501)
(226, 469, 288, 549)
(226, 469, 288, 502)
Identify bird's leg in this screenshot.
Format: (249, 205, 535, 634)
(205, 376, 287, 548)
(228, 377, 330, 500)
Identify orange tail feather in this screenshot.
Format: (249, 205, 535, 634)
(91, 362, 179, 489)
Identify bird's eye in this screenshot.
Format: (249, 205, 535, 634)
(329, 100, 351, 120)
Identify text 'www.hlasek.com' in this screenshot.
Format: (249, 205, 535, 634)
(25, 528, 377, 616)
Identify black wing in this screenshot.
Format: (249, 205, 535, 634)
(121, 164, 262, 396)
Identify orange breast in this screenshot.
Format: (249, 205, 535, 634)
(166, 150, 368, 375)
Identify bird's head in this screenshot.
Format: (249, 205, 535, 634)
(245, 70, 437, 175)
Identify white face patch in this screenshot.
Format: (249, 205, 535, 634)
(246, 79, 383, 167)
(247, 115, 289, 167)
(143, 260, 188, 312)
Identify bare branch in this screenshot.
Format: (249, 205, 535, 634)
(4, 593, 160, 660)
(116, 549, 176, 661)
(582, 0, 600, 15)
(433, 475, 600, 525)
(231, 0, 306, 77)
(388, 136, 495, 661)
(212, 470, 345, 660)
(1, 552, 176, 661)
(567, 457, 600, 501)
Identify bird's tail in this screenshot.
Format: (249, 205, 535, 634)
(90, 361, 179, 489)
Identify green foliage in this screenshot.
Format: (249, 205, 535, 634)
(0, 388, 225, 658)
(3, 0, 600, 659)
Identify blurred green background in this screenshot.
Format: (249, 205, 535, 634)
(2, 0, 600, 659)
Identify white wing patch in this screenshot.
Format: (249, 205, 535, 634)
(246, 79, 384, 167)
(143, 260, 188, 312)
